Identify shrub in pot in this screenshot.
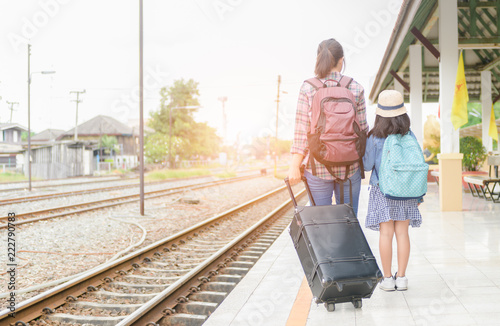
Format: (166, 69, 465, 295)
(459, 136, 488, 191)
(460, 136, 487, 171)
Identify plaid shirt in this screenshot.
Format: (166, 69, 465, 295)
(290, 72, 368, 180)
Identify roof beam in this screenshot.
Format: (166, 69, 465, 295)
(428, 37, 500, 49)
(458, 1, 497, 8)
(497, 0, 500, 35)
(469, 0, 478, 37)
(410, 26, 440, 59)
(390, 70, 410, 92)
(480, 56, 500, 71)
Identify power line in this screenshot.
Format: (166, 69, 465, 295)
(70, 90, 86, 141)
(6, 101, 19, 123)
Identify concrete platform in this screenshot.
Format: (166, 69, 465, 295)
(204, 183, 500, 326)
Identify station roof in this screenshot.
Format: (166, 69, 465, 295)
(369, 0, 500, 104)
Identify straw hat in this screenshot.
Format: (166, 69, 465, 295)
(376, 90, 407, 117)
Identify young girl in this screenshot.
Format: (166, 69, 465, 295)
(363, 90, 423, 291)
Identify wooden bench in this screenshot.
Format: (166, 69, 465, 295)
(463, 175, 500, 203)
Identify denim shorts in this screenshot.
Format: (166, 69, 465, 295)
(304, 168, 362, 216)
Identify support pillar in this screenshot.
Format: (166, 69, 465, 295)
(410, 44, 423, 146)
(481, 70, 493, 151)
(438, 153, 464, 211)
(438, 0, 462, 211)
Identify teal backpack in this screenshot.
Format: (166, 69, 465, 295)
(378, 131, 429, 200)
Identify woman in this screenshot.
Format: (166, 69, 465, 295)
(287, 38, 368, 215)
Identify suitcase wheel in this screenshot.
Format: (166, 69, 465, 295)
(324, 302, 335, 312)
(352, 299, 362, 309)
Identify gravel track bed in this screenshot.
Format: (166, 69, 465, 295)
(33, 183, 297, 325)
(0, 176, 287, 307)
(1, 175, 238, 213)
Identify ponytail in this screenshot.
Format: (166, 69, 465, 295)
(314, 38, 344, 78)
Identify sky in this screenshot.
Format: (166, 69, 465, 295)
(0, 0, 430, 147)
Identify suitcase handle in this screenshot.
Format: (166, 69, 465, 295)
(284, 177, 316, 208)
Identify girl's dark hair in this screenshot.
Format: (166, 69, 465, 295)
(315, 39, 344, 78)
(368, 114, 411, 138)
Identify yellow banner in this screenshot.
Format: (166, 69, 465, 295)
(489, 104, 498, 142)
(451, 52, 469, 130)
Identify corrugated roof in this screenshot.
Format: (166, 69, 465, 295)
(59, 115, 134, 138)
(31, 129, 65, 141)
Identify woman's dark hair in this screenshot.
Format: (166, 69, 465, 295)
(315, 39, 344, 78)
(368, 114, 411, 138)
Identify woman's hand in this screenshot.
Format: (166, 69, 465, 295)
(287, 165, 302, 185)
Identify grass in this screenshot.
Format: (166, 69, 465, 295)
(0, 172, 27, 182)
(146, 168, 211, 181)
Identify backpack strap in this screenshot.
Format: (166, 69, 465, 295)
(339, 76, 353, 89)
(309, 155, 317, 176)
(304, 78, 324, 90)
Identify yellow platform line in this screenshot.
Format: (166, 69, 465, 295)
(286, 276, 313, 326)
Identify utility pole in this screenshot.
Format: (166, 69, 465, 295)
(28, 44, 31, 191)
(70, 90, 85, 141)
(139, 0, 145, 216)
(6, 101, 19, 123)
(218, 96, 228, 145)
(275, 75, 281, 177)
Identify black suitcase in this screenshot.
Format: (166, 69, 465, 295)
(285, 177, 382, 311)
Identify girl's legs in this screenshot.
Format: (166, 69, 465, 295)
(394, 220, 411, 277)
(379, 220, 395, 278)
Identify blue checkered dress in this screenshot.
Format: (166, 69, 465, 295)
(365, 185, 422, 231)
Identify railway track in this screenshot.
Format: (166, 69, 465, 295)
(0, 174, 217, 206)
(0, 173, 263, 229)
(0, 184, 306, 326)
(0, 175, 132, 193)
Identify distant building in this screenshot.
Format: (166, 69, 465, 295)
(25, 140, 95, 179)
(0, 123, 27, 172)
(57, 115, 139, 169)
(31, 128, 65, 144)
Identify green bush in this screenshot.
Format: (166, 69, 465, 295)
(460, 136, 487, 171)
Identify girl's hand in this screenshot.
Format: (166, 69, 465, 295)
(287, 165, 302, 185)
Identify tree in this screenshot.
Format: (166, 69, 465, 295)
(146, 79, 221, 166)
(99, 135, 119, 155)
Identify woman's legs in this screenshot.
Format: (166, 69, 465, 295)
(379, 221, 395, 278)
(394, 220, 410, 277)
(304, 170, 334, 205)
(333, 168, 362, 215)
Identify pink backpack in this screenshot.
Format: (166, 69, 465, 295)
(305, 76, 366, 180)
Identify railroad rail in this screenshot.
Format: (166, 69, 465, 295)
(0, 185, 306, 326)
(0, 173, 264, 229)
(0, 174, 216, 206)
(0, 175, 134, 193)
